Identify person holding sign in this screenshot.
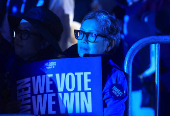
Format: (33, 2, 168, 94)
(65, 10, 128, 115)
(0, 6, 65, 113)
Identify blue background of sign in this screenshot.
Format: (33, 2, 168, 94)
(10, 57, 103, 116)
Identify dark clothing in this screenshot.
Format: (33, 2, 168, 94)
(64, 43, 125, 69)
(63, 44, 79, 58)
(64, 44, 128, 116)
(123, 1, 152, 91)
(0, 0, 7, 28)
(74, 0, 92, 23)
(0, 33, 64, 113)
(157, 44, 170, 116)
(102, 58, 128, 116)
(159, 44, 170, 92)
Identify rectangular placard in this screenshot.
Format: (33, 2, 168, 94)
(10, 57, 103, 116)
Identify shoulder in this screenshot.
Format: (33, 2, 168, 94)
(111, 64, 126, 83)
(103, 60, 128, 115)
(105, 59, 125, 81)
(103, 59, 127, 94)
(108, 61, 126, 85)
(63, 44, 79, 58)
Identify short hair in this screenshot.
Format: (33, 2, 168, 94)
(81, 10, 121, 47)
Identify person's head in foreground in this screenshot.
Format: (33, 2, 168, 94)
(8, 6, 63, 61)
(74, 10, 120, 57)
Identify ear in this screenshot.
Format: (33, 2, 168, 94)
(105, 39, 115, 52)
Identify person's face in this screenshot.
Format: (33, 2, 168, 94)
(14, 21, 43, 60)
(77, 19, 109, 57)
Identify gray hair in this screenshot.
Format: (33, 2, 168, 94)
(81, 10, 121, 47)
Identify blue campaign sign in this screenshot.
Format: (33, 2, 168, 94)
(10, 57, 103, 116)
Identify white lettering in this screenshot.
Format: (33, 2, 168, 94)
(84, 72, 91, 91)
(75, 72, 83, 91)
(46, 74, 53, 93)
(32, 75, 45, 94)
(81, 92, 92, 113)
(75, 92, 80, 113)
(32, 94, 47, 115)
(56, 73, 65, 92)
(62, 93, 74, 113)
(58, 93, 66, 114)
(48, 93, 56, 114)
(66, 73, 75, 91)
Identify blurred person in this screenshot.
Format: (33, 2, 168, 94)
(0, 6, 64, 113)
(2, 0, 75, 52)
(49, 0, 75, 51)
(65, 10, 128, 116)
(154, 8, 170, 116)
(73, 0, 93, 23)
(91, 0, 117, 12)
(123, 0, 170, 115)
(91, 0, 125, 29)
(123, 0, 154, 116)
(91, 0, 126, 23)
(140, 8, 170, 116)
(124, 0, 170, 46)
(1, 0, 50, 48)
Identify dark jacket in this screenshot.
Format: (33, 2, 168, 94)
(0, 33, 64, 113)
(64, 44, 128, 116)
(102, 57, 128, 116)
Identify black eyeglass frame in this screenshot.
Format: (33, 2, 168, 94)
(74, 30, 108, 43)
(13, 29, 41, 40)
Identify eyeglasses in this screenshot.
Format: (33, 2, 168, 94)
(13, 29, 41, 40)
(74, 30, 108, 43)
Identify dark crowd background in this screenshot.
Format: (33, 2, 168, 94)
(0, 0, 170, 116)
